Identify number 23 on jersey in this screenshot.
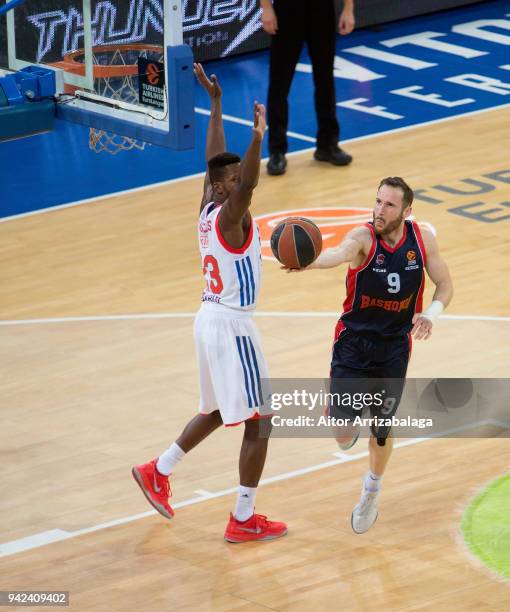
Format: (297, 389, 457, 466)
(203, 255, 224, 294)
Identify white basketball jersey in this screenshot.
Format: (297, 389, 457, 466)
(198, 202, 262, 312)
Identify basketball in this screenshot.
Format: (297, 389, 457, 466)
(270, 217, 322, 269)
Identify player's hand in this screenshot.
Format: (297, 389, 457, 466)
(193, 63, 222, 99)
(338, 7, 355, 35)
(261, 6, 278, 35)
(411, 314, 433, 340)
(253, 102, 266, 140)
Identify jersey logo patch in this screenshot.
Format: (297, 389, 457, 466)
(360, 293, 414, 312)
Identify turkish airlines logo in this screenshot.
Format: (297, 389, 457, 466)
(146, 63, 160, 85)
(254, 207, 372, 261)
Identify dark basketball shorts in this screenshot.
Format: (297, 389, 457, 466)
(329, 330, 411, 440)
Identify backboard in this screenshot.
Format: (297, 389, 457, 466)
(1, 0, 195, 149)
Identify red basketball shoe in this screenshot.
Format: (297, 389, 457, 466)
(224, 512, 287, 543)
(132, 458, 174, 519)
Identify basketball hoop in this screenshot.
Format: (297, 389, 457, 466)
(55, 44, 165, 154)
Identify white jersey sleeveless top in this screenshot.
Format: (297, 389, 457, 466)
(198, 202, 262, 313)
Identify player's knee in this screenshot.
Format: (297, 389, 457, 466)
(199, 410, 222, 426)
(370, 423, 391, 446)
(243, 419, 257, 438)
(244, 417, 271, 441)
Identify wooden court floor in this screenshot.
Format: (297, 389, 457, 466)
(0, 107, 509, 610)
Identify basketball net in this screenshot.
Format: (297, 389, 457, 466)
(89, 129, 147, 155)
(58, 45, 165, 155)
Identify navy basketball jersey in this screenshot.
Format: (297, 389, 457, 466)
(336, 220, 427, 339)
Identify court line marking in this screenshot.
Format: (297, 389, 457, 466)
(193, 489, 215, 498)
(1, 313, 509, 326)
(1, 419, 502, 559)
(1, 101, 509, 223)
(0, 309, 507, 557)
(195, 107, 316, 143)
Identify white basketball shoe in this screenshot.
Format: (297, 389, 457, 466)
(351, 478, 379, 534)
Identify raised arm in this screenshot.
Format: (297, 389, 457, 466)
(411, 226, 454, 339)
(220, 103, 266, 228)
(194, 63, 225, 209)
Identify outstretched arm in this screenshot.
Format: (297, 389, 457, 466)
(194, 63, 225, 209)
(221, 103, 266, 227)
(310, 226, 369, 268)
(411, 226, 454, 340)
(286, 226, 371, 271)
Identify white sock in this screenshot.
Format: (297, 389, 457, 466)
(234, 485, 257, 522)
(156, 443, 185, 476)
(364, 471, 381, 494)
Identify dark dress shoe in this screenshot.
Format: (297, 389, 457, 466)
(267, 153, 287, 175)
(314, 146, 353, 166)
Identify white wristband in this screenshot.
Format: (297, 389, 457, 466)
(421, 300, 444, 322)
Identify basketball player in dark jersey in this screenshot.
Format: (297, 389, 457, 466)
(302, 177, 453, 533)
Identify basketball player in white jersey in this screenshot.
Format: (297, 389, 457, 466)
(132, 64, 287, 543)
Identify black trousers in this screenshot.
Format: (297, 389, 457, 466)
(267, 0, 340, 154)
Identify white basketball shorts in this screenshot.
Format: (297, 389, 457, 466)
(193, 305, 270, 425)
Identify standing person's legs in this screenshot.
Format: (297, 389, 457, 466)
(307, 0, 339, 151)
(267, 2, 305, 156)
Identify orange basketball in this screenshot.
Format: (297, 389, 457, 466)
(270, 217, 322, 269)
